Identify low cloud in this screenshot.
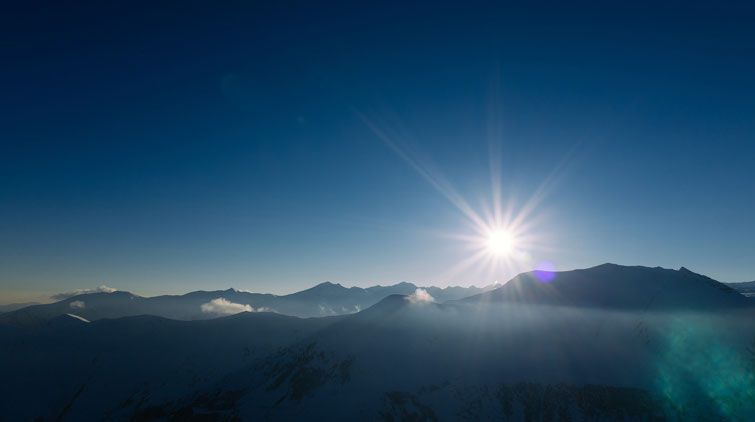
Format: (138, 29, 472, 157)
(406, 288, 435, 304)
(52, 285, 118, 301)
(200, 298, 268, 316)
(69, 300, 85, 309)
(318, 304, 335, 315)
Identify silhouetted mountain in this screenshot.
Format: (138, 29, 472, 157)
(461, 263, 751, 310)
(3, 264, 754, 420)
(0, 282, 495, 326)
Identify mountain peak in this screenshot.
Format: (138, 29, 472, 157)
(65, 290, 138, 302)
(463, 263, 752, 310)
(291, 281, 349, 297)
(315, 281, 344, 289)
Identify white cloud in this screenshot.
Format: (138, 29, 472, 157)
(406, 288, 435, 304)
(52, 285, 118, 301)
(69, 300, 85, 309)
(200, 298, 268, 316)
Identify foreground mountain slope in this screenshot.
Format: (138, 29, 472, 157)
(158, 294, 755, 420)
(0, 311, 340, 421)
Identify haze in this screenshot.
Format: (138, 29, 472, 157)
(3, 2, 755, 304)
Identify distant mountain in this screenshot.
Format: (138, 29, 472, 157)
(0, 291, 146, 327)
(2, 264, 754, 420)
(461, 263, 751, 310)
(727, 280, 755, 297)
(0, 282, 496, 326)
(0, 302, 39, 313)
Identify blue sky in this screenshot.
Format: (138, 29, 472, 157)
(2, 2, 755, 302)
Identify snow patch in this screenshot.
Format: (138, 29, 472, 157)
(65, 313, 90, 323)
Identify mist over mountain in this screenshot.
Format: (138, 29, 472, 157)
(0, 302, 40, 314)
(6, 0, 755, 419)
(3, 264, 755, 420)
(727, 281, 755, 297)
(0, 282, 496, 327)
(462, 264, 751, 310)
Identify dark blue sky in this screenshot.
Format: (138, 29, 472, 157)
(2, 1, 755, 301)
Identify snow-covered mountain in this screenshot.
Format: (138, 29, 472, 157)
(2, 264, 754, 420)
(0, 282, 496, 326)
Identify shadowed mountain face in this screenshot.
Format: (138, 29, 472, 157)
(3, 264, 755, 420)
(462, 264, 751, 310)
(0, 312, 339, 421)
(195, 300, 755, 420)
(0, 282, 496, 326)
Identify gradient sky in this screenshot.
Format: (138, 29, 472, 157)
(2, 1, 755, 303)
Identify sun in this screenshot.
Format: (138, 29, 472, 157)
(486, 228, 516, 257)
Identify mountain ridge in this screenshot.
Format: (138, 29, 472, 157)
(460, 263, 749, 310)
(3, 264, 749, 328)
(0, 281, 497, 326)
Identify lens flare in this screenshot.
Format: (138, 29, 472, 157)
(359, 108, 573, 284)
(533, 260, 557, 283)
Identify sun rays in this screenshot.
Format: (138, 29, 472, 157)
(359, 109, 574, 284)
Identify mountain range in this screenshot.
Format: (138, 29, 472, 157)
(2, 264, 754, 420)
(0, 282, 497, 326)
